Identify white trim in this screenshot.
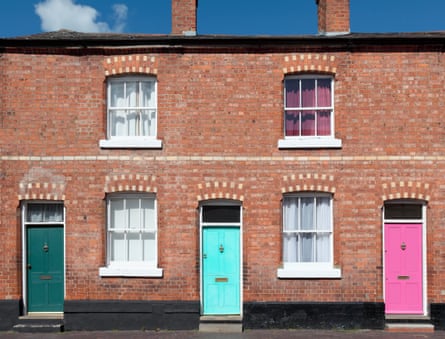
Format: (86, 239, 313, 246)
(278, 137, 342, 149)
(99, 138, 162, 149)
(199, 201, 243, 316)
(382, 201, 427, 316)
(21, 201, 66, 315)
(99, 266, 163, 277)
(277, 265, 341, 279)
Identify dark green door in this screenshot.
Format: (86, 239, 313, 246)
(27, 226, 64, 312)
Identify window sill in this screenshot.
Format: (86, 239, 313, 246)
(278, 137, 342, 149)
(99, 266, 163, 277)
(99, 138, 162, 149)
(277, 266, 341, 279)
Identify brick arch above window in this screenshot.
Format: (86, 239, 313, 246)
(18, 182, 66, 201)
(104, 174, 157, 194)
(196, 181, 245, 202)
(381, 181, 430, 202)
(282, 53, 337, 75)
(103, 54, 158, 76)
(281, 173, 336, 195)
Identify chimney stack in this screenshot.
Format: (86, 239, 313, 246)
(316, 0, 350, 35)
(171, 0, 197, 36)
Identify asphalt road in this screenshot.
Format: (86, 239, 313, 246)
(1, 330, 445, 339)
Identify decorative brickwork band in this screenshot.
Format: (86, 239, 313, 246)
(281, 173, 336, 194)
(283, 54, 337, 74)
(197, 181, 244, 202)
(381, 181, 430, 202)
(105, 174, 157, 193)
(18, 167, 66, 201)
(104, 55, 157, 76)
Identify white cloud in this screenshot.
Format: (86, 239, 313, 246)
(35, 0, 128, 33)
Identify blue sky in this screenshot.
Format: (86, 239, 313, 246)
(1, 0, 445, 38)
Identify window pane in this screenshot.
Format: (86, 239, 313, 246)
(128, 232, 142, 261)
(301, 110, 315, 136)
(142, 232, 156, 262)
(317, 110, 331, 136)
(285, 79, 300, 108)
(127, 198, 140, 229)
(385, 203, 422, 219)
(45, 204, 63, 222)
(26, 204, 64, 222)
(202, 205, 240, 223)
(110, 82, 125, 107)
(283, 233, 298, 263)
(142, 198, 155, 229)
(301, 233, 314, 262)
(110, 110, 128, 137)
(110, 199, 125, 229)
(285, 110, 300, 136)
(141, 109, 155, 137)
(316, 197, 331, 230)
(317, 79, 331, 107)
(126, 82, 137, 107)
(126, 110, 138, 136)
(316, 233, 330, 262)
(300, 197, 314, 230)
(141, 81, 155, 107)
(110, 232, 126, 261)
(283, 197, 298, 231)
(301, 79, 315, 107)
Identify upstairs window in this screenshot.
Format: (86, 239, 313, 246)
(278, 75, 341, 149)
(100, 76, 162, 148)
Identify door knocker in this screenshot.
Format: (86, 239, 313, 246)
(219, 244, 224, 253)
(401, 242, 407, 251)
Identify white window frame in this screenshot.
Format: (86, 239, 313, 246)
(278, 75, 342, 149)
(277, 192, 341, 278)
(99, 76, 162, 149)
(99, 193, 163, 277)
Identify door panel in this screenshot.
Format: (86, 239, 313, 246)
(27, 227, 64, 312)
(384, 223, 422, 314)
(203, 227, 240, 315)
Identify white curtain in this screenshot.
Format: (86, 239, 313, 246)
(27, 204, 63, 222)
(283, 195, 331, 263)
(109, 197, 156, 262)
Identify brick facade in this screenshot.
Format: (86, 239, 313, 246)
(1, 0, 445, 332)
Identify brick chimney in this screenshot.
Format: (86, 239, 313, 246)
(171, 0, 197, 36)
(316, 0, 350, 35)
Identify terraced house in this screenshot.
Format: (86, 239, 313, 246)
(2, 0, 445, 332)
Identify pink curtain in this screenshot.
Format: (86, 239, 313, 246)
(285, 79, 300, 136)
(317, 79, 331, 136)
(285, 78, 332, 137)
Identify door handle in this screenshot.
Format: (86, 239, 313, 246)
(27, 264, 32, 270)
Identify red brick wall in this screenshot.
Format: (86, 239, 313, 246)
(317, 0, 350, 34)
(1, 44, 445, 304)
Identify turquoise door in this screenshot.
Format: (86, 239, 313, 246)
(27, 226, 64, 312)
(202, 227, 240, 315)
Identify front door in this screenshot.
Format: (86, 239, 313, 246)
(384, 223, 423, 314)
(202, 227, 240, 315)
(27, 226, 64, 312)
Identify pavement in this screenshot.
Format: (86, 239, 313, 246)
(1, 330, 445, 339)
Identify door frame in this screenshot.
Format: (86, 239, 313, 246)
(21, 201, 66, 315)
(382, 200, 427, 316)
(199, 200, 242, 316)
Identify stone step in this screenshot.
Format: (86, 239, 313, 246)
(385, 323, 434, 333)
(13, 315, 64, 333)
(199, 315, 243, 333)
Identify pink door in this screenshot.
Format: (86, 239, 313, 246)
(384, 223, 423, 314)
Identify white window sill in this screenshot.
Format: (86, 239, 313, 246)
(100, 138, 162, 149)
(277, 265, 341, 279)
(99, 266, 163, 277)
(278, 137, 342, 149)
